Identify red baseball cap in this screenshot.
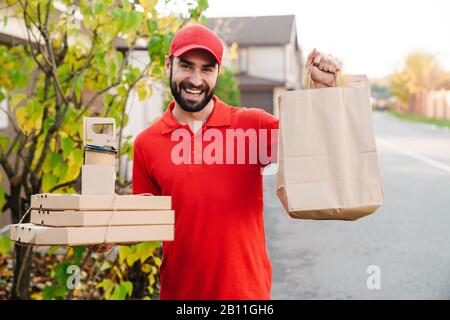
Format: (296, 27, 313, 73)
(169, 25, 223, 65)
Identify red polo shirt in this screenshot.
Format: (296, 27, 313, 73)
(132, 96, 278, 300)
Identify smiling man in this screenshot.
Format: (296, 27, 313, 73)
(94, 24, 343, 300)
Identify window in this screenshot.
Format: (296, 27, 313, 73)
(239, 48, 248, 73)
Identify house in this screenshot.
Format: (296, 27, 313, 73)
(207, 15, 304, 116)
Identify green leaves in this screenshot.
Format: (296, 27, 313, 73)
(64, 148, 83, 183)
(111, 281, 133, 300)
(9, 93, 27, 110)
(42, 173, 58, 193)
(135, 79, 151, 101)
(126, 11, 143, 34)
(0, 45, 34, 91)
(42, 152, 61, 174)
(74, 73, 85, 102)
(42, 285, 67, 300)
(53, 162, 69, 181)
(41, 151, 71, 192)
(40, 141, 82, 191)
(148, 33, 165, 62)
(42, 261, 71, 300)
(73, 247, 86, 265)
(0, 135, 10, 152)
(189, 0, 209, 20)
(15, 99, 43, 134)
(62, 137, 74, 160)
(120, 136, 134, 159)
(111, 8, 143, 34)
(140, 0, 158, 16)
(0, 234, 12, 255)
(215, 67, 241, 106)
(40, 246, 88, 300)
(97, 279, 133, 300)
(118, 242, 160, 268)
(146, 19, 158, 33)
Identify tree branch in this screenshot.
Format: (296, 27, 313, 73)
(0, 150, 16, 180)
(0, 104, 21, 137)
(21, 0, 69, 107)
(75, 81, 120, 121)
(48, 177, 79, 193)
(75, 39, 132, 121)
(6, 132, 20, 158)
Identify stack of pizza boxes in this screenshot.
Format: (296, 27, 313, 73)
(10, 118, 174, 246)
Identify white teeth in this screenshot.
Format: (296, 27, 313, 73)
(184, 88, 202, 94)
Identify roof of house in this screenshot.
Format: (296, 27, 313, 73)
(206, 15, 296, 46)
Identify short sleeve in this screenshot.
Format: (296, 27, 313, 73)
(132, 140, 162, 196)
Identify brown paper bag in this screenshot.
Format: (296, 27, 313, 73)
(276, 84, 383, 220)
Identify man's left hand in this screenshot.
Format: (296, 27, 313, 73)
(306, 48, 343, 88)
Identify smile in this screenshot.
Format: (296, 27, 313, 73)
(183, 88, 203, 95)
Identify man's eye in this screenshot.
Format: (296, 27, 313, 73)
(181, 64, 192, 69)
(202, 68, 213, 73)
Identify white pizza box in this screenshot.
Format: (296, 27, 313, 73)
(84, 149, 116, 166)
(30, 209, 174, 227)
(10, 223, 174, 246)
(31, 194, 171, 211)
(81, 165, 116, 195)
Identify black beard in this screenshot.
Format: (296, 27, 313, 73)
(169, 66, 216, 113)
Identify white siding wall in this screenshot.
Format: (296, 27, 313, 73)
(285, 43, 301, 89)
(124, 51, 166, 140)
(0, 7, 29, 42)
(122, 50, 166, 180)
(247, 46, 285, 82)
(0, 91, 8, 129)
(245, 45, 301, 88)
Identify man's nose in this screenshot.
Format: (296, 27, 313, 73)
(188, 70, 203, 87)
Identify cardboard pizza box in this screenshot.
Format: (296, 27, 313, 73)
(81, 165, 116, 195)
(10, 223, 174, 246)
(30, 209, 175, 227)
(30, 194, 171, 211)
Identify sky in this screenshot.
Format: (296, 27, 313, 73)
(203, 0, 450, 79)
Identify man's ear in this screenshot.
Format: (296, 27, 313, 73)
(165, 55, 172, 76)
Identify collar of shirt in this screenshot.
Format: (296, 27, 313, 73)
(160, 95, 232, 135)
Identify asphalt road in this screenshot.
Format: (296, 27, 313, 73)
(264, 110, 450, 299)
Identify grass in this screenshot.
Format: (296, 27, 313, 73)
(386, 109, 450, 129)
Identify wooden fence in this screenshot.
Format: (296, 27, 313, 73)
(396, 90, 450, 120)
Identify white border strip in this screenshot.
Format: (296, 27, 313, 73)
(376, 138, 450, 174)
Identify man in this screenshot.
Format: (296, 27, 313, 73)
(94, 25, 343, 300)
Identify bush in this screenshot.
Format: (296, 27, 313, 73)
(215, 67, 241, 106)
